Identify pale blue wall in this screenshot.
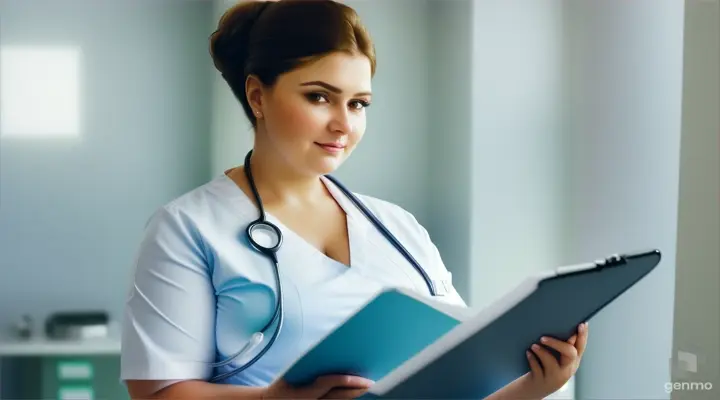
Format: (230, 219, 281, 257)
(470, 0, 566, 308)
(425, 0, 474, 301)
(0, 0, 214, 334)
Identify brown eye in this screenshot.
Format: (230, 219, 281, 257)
(306, 93, 329, 103)
(350, 100, 371, 110)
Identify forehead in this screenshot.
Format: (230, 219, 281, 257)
(276, 52, 372, 93)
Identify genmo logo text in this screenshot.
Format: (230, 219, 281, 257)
(664, 381, 713, 393)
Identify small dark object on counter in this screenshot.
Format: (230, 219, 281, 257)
(45, 311, 110, 340)
(13, 314, 34, 339)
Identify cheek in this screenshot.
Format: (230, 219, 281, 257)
(349, 114, 366, 143)
(268, 99, 324, 139)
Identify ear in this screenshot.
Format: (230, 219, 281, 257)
(245, 74, 265, 116)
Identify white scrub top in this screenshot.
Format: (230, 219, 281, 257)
(120, 173, 467, 390)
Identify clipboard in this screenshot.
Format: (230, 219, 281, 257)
(280, 249, 662, 399)
(368, 249, 662, 398)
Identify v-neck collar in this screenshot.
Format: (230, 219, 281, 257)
(218, 173, 369, 273)
(320, 176, 370, 270)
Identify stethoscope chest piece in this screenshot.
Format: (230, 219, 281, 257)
(247, 220, 283, 257)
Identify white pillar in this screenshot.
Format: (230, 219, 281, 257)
(563, 0, 686, 398)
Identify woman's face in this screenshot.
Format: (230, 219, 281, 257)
(249, 51, 372, 177)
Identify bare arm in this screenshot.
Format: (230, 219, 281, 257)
(126, 380, 266, 400)
(482, 376, 540, 400)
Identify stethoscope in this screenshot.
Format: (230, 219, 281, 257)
(209, 150, 438, 382)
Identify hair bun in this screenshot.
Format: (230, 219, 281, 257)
(208, 0, 376, 128)
(209, 1, 272, 78)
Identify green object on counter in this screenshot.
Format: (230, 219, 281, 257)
(57, 360, 94, 380)
(57, 384, 94, 400)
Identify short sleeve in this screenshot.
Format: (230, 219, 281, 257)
(120, 206, 216, 383)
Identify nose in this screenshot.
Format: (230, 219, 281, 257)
(328, 106, 353, 134)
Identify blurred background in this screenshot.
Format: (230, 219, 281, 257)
(0, 0, 717, 399)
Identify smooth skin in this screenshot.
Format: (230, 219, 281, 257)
(126, 37, 590, 400)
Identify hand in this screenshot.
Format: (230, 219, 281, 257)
(519, 322, 589, 399)
(262, 374, 374, 399)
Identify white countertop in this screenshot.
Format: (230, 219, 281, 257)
(0, 336, 120, 356)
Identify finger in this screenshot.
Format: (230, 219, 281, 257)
(526, 349, 544, 378)
(568, 335, 577, 346)
(317, 375, 374, 388)
(540, 336, 578, 365)
(301, 375, 373, 398)
(322, 387, 371, 399)
(575, 322, 589, 357)
(531, 343, 561, 374)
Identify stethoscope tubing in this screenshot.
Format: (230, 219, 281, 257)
(208, 150, 435, 381)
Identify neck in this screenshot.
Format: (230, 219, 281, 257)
(244, 141, 325, 208)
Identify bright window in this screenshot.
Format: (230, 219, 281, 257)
(0, 46, 81, 137)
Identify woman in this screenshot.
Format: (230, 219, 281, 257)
(121, 0, 589, 399)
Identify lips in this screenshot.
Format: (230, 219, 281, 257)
(316, 142, 345, 148)
(316, 142, 346, 153)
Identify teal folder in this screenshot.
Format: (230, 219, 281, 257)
(281, 288, 465, 386)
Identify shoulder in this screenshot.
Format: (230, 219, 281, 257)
(352, 193, 429, 238)
(348, 190, 468, 306)
(143, 174, 247, 233)
(353, 193, 416, 220)
(151, 175, 232, 221)
(347, 191, 437, 266)
(136, 175, 251, 265)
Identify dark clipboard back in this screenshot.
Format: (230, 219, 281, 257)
(371, 249, 662, 399)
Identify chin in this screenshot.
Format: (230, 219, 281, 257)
(314, 159, 343, 176)
(307, 153, 346, 176)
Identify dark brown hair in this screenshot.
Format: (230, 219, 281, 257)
(209, 0, 377, 126)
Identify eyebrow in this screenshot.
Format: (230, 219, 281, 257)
(300, 81, 372, 97)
